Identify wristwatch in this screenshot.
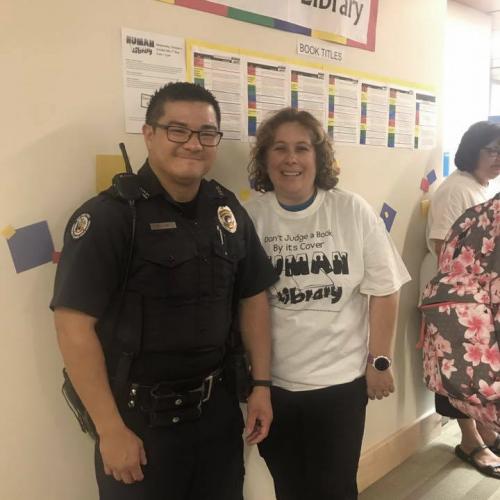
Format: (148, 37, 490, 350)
(367, 353, 392, 372)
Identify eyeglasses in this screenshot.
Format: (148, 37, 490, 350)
(482, 147, 500, 158)
(153, 123, 223, 147)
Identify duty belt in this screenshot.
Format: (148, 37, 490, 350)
(125, 367, 223, 427)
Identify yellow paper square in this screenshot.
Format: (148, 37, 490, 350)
(1, 225, 16, 239)
(420, 199, 430, 217)
(96, 155, 126, 193)
(239, 189, 251, 202)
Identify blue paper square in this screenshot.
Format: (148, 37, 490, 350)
(6, 221, 54, 273)
(426, 169, 437, 185)
(380, 203, 397, 233)
(443, 152, 450, 177)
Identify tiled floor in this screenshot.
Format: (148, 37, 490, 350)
(360, 421, 500, 500)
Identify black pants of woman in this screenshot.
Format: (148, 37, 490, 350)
(258, 377, 368, 500)
(435, 393, 468, 419)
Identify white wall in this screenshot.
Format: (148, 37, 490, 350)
(443, 2, 492, 164)
(0, 1, 459, 499)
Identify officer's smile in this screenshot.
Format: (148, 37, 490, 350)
(176, 154, 204, 161)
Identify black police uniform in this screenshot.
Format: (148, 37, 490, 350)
(51, 162, 277, 500)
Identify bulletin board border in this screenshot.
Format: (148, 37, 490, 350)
(186, 38, 436, 92)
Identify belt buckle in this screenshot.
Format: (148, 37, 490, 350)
(201, 374, 214, 403)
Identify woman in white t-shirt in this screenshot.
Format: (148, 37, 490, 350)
(245, 108, 410, 500)
(422, 121, 500, 477)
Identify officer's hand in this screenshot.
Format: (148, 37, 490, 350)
(366, 365, 395, 401)
(245, 386, 273, 445)
(99, 424, 147, 484)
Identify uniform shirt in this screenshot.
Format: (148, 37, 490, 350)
(245, 188, 411, 391)
(51, 162, 277, 381)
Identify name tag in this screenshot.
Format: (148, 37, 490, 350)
(150, 222, 177, 230)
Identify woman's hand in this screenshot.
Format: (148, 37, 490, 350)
(366, 365, 395, 400)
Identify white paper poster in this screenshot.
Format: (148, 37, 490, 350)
(360, 82, 388, 146)
(388, 88, 415, 149)
(291, 68, 327, 128)
(247, 59, 289, 137)
(192, 46, 244, 140)
(328, 75, 360, 144)
(415, 93, 438, 150)
(121, 28, 185, 133)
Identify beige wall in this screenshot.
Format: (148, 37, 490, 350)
(0, 1, 490, 499)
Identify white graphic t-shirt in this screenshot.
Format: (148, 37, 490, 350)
(426, 170, 496, 256)
(245, 188, 411, 391)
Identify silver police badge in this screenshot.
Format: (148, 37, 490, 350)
(217, 206, 237, 234)
(71, 213, 91, 239)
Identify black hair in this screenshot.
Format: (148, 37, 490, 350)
(145, 82, 221, 127)
(455, 121, 500, 172)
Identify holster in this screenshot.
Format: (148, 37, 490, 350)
(223, 349, 252, 403)
(143, 383, 203, 428)
(61, 368, 98, 441)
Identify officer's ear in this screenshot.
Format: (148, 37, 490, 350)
(143, 123, 154, 148)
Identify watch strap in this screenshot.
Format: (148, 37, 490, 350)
(252, 379, 272, 387)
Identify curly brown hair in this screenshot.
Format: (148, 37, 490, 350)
(248, 108, 339, 192)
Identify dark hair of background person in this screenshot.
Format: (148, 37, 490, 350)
(145, 82, 222, 128)
(455, 121, 500, 172)
(248, 107, 340, 192)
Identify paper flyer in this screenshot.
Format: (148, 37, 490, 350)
(328, 75, 360, 144)
(247, 59, 289, 137)
(415, 93, 438, 150)
(192, 46, 244, 140)
(360, 82, 389, 146)
(121, 28, 185, 133)
(388, 88, 415, 149)
(290, 68, 327, 129)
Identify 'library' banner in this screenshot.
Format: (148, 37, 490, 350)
(159, 0, 379, 51)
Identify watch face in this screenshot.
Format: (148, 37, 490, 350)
(374, 356, 390, 371)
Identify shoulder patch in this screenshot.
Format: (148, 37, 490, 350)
(218, 206, 237, 233)
(71, 213, 91, 239)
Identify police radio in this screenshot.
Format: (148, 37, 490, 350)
(112, 143, 144, 202)
(61, 143, 143, 442)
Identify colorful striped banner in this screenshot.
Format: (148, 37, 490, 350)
(159, 0, 379, 52)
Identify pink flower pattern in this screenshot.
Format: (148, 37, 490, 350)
(482, 345, 500, 371)
(458, 305, 493, 344)
(441, 359, 457, 379)
(478, 212, 490, 230)
(482, 237, 495, 255)
(491, 278, 500, 305)
(463, 343, 484, 366)
(459, 217, 474, 231)
(479, 380, 500, 401)
(438, 304, 451, 315)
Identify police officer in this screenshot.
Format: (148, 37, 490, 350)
(51, 82, 277, 500)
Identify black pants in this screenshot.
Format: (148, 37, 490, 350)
(95, 381, 244, 500)
(258, 377, 368, 500)
(435, 393, 468, 419)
